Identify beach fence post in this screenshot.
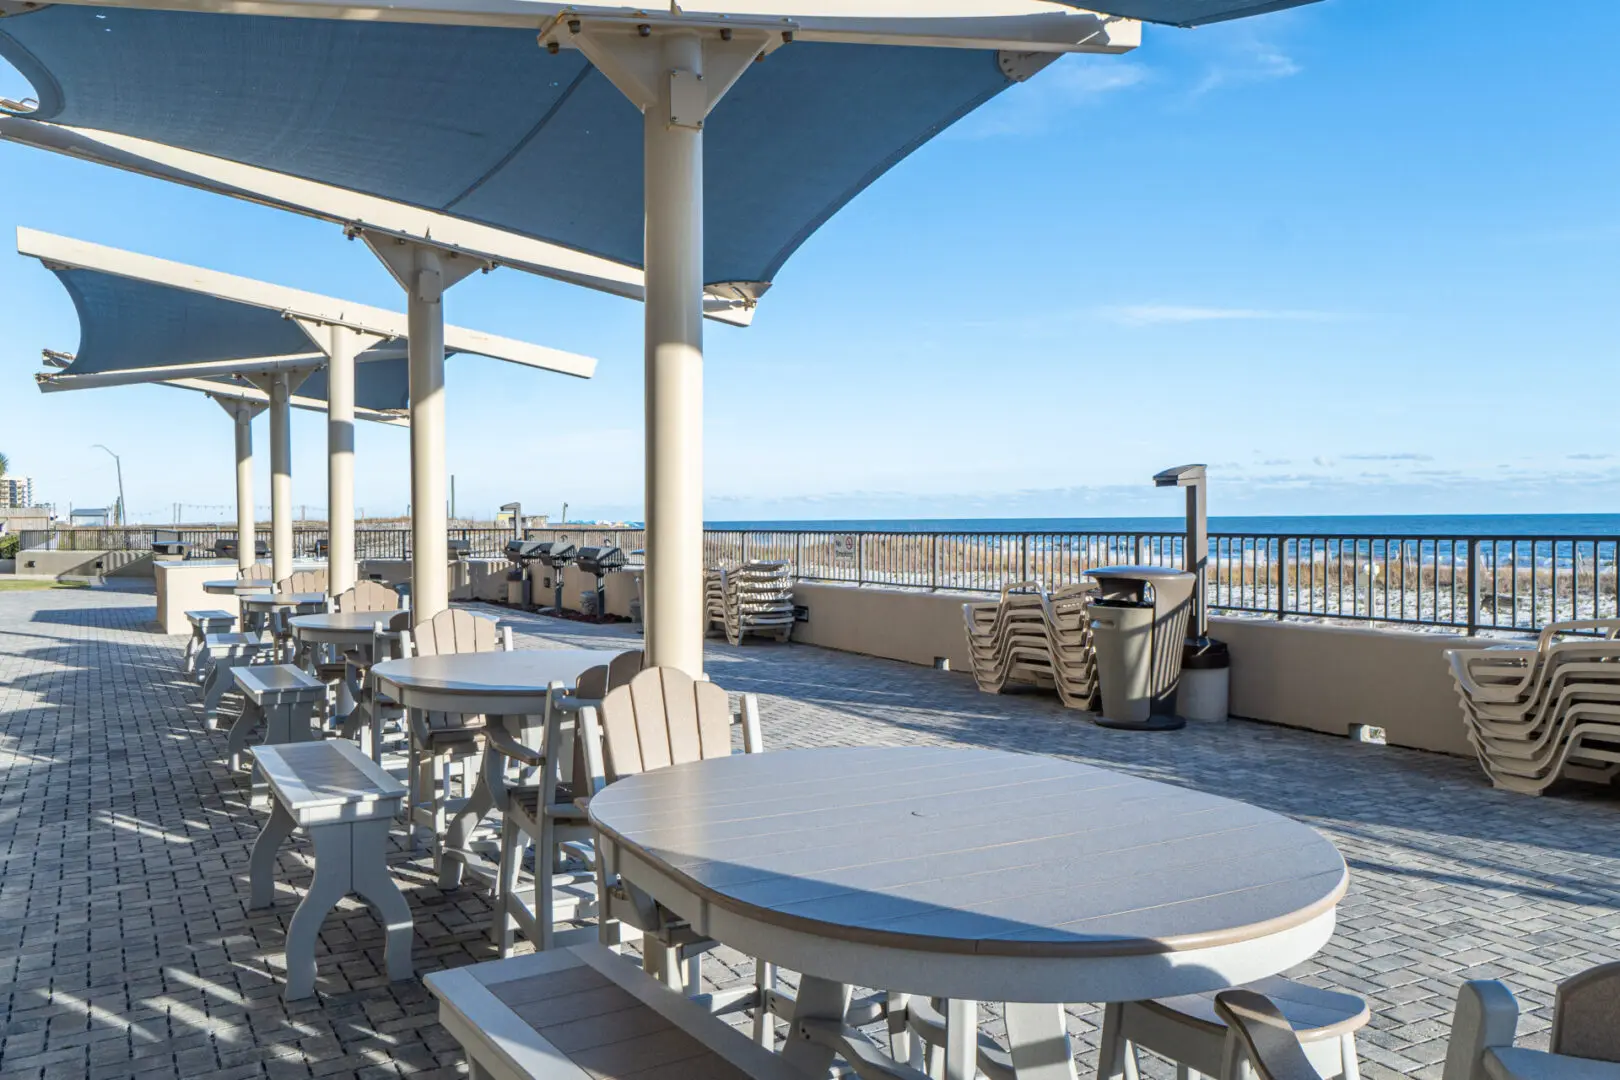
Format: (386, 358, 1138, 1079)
(930, 534, 939, 591)
(1276, 537, 1289, 620)
(1465, 538, 1479, 635)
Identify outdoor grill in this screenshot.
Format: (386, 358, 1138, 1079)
(447, 539, 472, 559)
(576, 545, 627, 617)
(504, 539, 548, 607)
(213, 538, 269, 560)
(537, 541, 576, 612)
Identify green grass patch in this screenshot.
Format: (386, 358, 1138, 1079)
(0, 580, 92, 592)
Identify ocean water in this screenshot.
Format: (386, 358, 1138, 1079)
(705, 514, 1620, 537)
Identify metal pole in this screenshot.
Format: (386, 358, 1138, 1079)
(327, 328, 357, 597)
(1187, 482, 1208, 639)
(642, 30, 706, 677)
(93, 445, 125, 526)
(269, 373, 293, 583)
(234, 406, 255, 571)
(408, 246, 450, 620)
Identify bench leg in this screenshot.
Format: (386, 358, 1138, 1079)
(1004, 1002, 1077, 1080)
(351, 817, 413, 983)
(284, 822, 352, 1001)
(227, 699, 262, 773)
(249, 801, 297, 909)
(494, 816, 521, 958)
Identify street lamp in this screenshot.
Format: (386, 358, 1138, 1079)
(93, 444, 126, 526)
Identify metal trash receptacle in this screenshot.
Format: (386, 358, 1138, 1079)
(1087, 566, 1197, 731)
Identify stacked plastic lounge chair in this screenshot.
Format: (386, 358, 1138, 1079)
(704, 562, 796, 645)
(1446, 619, 1620, 794)
(962, 581, 1099, 710)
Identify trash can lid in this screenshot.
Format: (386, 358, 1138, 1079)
(1088, 565, 1197, 581)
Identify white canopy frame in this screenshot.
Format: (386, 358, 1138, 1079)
(21, 228, 600, 589)
(1, 0, 1139, 639)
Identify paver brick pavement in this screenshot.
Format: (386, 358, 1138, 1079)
(0, 585, 1616, 1078)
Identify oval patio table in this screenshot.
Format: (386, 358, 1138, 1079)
(588, 745, 1349, 1080)
(371, 647, 625, 887)
(289, 611, 407, 756)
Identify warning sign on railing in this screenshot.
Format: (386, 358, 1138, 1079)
(832, 533, 858, 565)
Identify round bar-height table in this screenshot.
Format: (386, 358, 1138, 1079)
(587, 746, 1349, 1080)
(289, 610, 404, 752)
(372, 648, 624, 887)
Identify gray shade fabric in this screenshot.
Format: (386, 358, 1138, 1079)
(1060, 0, 1321, 25)
(47, 264, 424, 410)
(0, 7, 1011, 286)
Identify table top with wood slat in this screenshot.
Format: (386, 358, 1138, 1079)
(373, 649, 622, 698)
(233, 664, 325, 697)
(289, 610, 403, 645)
(588, 746, 1348, 960)
(253, 739, 406, 813)
(425, 945, 799, 1080)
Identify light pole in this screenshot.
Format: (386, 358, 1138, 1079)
(93, 444, 126, 526)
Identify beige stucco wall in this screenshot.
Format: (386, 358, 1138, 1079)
(787, 582, 1471, 758)
(154, 559, 242, 634)
(12, 549, 155, 580)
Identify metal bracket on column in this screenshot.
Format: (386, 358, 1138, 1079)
(998, 50, 1061, 83)
(538, 12, 792, 127)
(210, 395, 266, 423)
(288, 317, 389, 361)
(241, 365, 319, 397)
(353, 229, 490, 298)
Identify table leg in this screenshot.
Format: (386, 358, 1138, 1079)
(284, 822, 352, 1001)
(438, 729, 496, 888)
(249, 801, 296, 909)
(227, 699, 261, 773)
(350, 816, 414, 982)
(944, 999, 979, 1080)
(781, 974, 853, 1077)
(1005, 1002, 1078, 1080)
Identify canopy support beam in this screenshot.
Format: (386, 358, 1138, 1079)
(294, 320, 386, 598)
(214, 396, 264, 571)
(268, 371, 294, 583)
(362, 233, 484, 620)
(544, 15, 775, 677)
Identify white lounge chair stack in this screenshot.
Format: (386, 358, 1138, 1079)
(704, 562, 796, 645)
(962, 580, 1099, 710)
(1445, 619, 1620, 794)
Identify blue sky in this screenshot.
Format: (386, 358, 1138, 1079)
(2, 0, 1619, 524)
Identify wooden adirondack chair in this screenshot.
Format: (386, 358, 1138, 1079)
(238, 561, 273, 582)
(335, 579, 401, 614)
(398, 609, 511, 862)
(486, 648, 645, 957)
(577, 667, 775, 1046)
(276, 569, 328, 594)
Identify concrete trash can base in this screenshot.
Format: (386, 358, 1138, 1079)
(1178, 639, 1230, 722)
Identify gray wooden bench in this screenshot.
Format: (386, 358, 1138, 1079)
(200, 632, 275, 724)
(229, 664, 326, 804)
(184, 609, 236, 674)
(249, 739, 411, 1001)
(425, 944, 803, 1080)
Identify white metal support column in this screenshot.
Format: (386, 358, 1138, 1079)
(361, 234, 485, 620)
(543, 13, 783, 676)
(269, 371, 294, 583)
(215, 396, 265, 571)
(295, 322, 385, 598)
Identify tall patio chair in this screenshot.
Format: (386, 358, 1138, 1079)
(342, 609, 413, 752)
(335, 579, 401, 614)
(486, 648, 644, 957)
(398, 609, 511, 861)
(276, 569, 328, 594)
(238, 561, 273, 581)
(576, 667, 777, 1046)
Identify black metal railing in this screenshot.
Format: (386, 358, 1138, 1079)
(18, 524, 1618, 635)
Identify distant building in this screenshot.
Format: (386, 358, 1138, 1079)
(0, 477, 33, 509)
(70, 508, 111, 527)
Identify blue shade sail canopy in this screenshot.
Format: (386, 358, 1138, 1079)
(0, 6, 1014, 287)
(46, 263, 424, 411)
(1064, 0, 1321, 26)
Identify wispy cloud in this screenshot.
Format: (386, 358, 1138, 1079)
(1101, 304, 1342, 327)
(1191, 36, 1301, 98)
(952, 57, 1149, 139)
(1345, 452, 1434, 463)
(1568, 453, 1615, 461)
